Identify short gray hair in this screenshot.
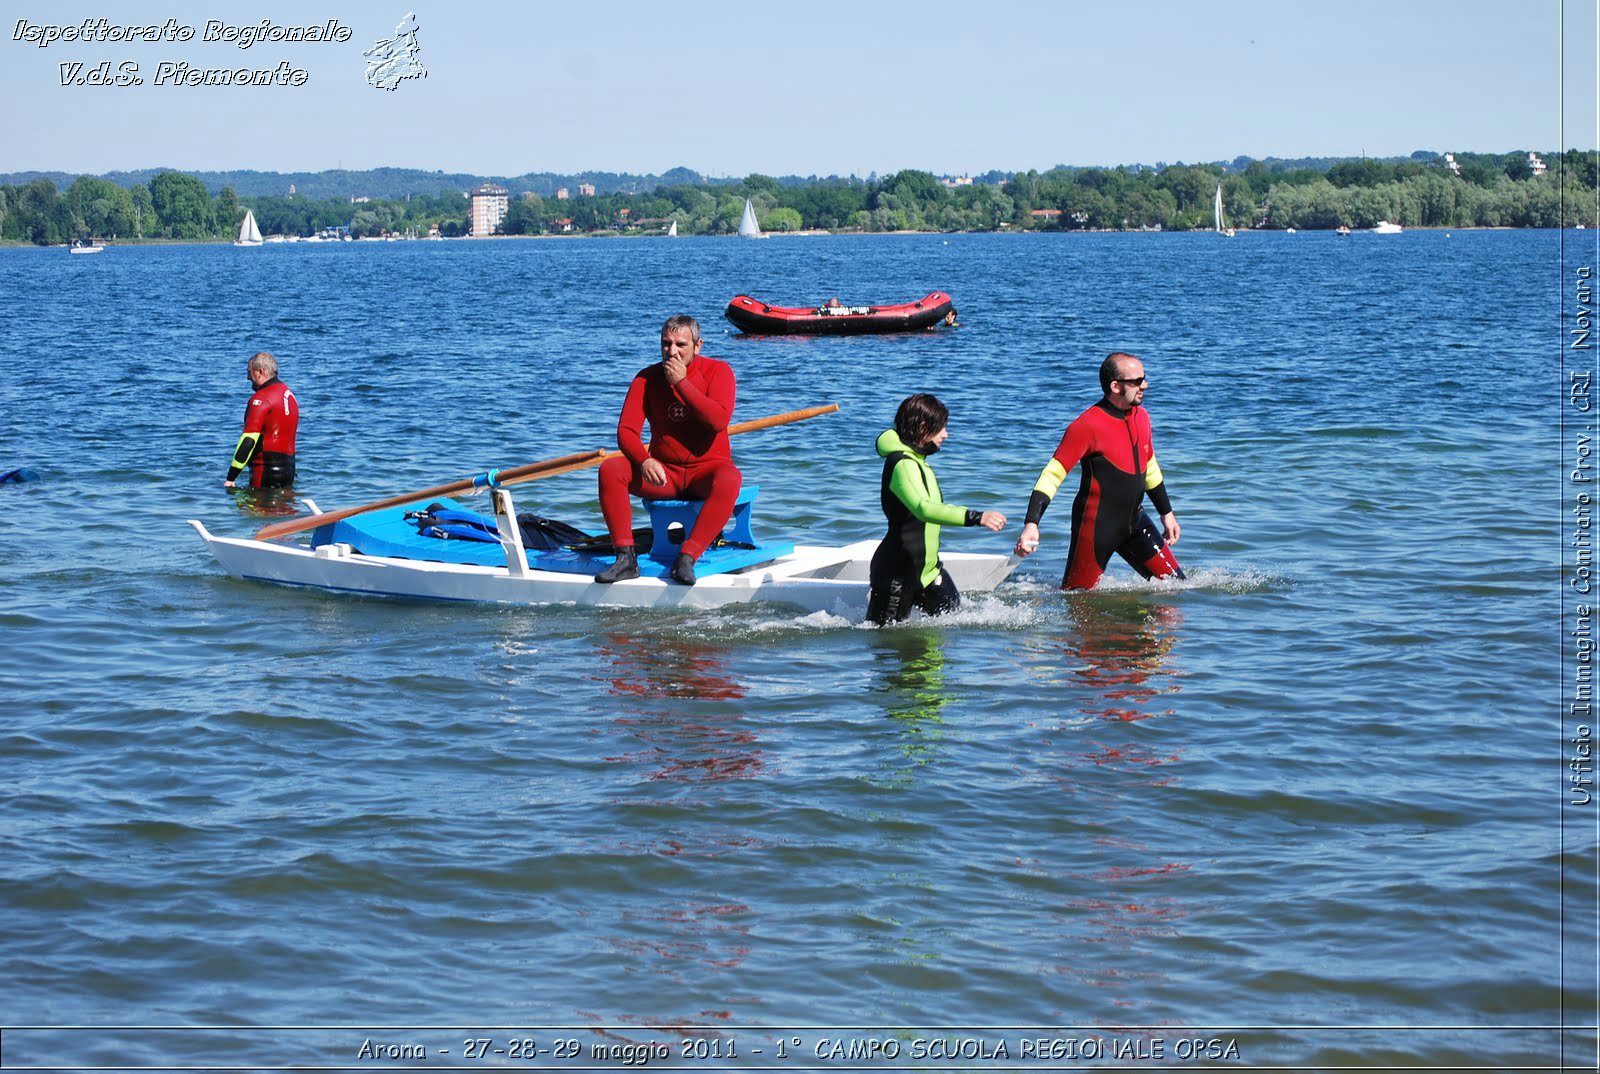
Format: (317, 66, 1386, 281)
(661, 315, 701, 345)
(248, 352, 278, 378)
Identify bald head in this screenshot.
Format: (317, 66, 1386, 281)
(1100, 351, 1147, 412)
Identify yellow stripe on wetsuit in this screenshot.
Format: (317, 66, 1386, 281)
(1032, 454, 1163, 510)
(1144, 453, 1164, 490)
(229, 430, 261, 477)
(1032, 458, 1069, 501)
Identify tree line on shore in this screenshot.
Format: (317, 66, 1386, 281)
(4, 150, 1595, 245)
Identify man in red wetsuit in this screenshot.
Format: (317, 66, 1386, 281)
(1014, 351, 1183, 589)
(224, 352, 298, 489)
(594, 315, 739, 586)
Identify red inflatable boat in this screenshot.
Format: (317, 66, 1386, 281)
(724, 292, 955, 335)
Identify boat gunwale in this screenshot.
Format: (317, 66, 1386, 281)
(188, 520, 1015, 608)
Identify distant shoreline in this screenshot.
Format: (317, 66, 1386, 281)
(7, 223, 1569, 251)
(12, 153, 1592, 246)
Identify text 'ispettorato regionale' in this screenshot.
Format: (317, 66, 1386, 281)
(13, 18, 353, 88)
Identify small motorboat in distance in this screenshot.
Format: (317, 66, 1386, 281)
(725, 292, 955, 335)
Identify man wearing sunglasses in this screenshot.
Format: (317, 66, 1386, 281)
(1013, 351, 1184, 589)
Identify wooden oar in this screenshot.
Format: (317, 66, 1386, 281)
(728, 402, 839, 435)
(252, 403, 841, 542)
(496, 403, 845, 484)
(252, 450, 604, 541)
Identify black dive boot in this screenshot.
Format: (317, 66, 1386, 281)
(596, 547, 639, 583)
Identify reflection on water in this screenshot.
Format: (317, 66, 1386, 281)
(1048, 598, 1192, 1004)
(1017, 599, 1193, 1013)
(227, 485, 303, 517)
(598, 631, 747, 703)
(593, 632, 762, 784)
(587, 633, 762, 1024)
(1063, 596, 1183, 725)
(605, 899, 755, 979)
(1049, 597, 1186, 787)
(855, 628, 952, 974)
(868, 628, 950, 785)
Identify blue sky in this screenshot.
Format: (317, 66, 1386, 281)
(2, 0, 1595, 177)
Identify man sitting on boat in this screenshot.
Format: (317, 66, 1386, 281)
(594, 315, 740, 586)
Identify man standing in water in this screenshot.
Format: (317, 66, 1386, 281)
(1014, 351, 1183, 589)
(594, 315, 740, 587)
(224, 352, 298, 489)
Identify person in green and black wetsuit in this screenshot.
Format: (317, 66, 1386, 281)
(867, 394, 1006, 626)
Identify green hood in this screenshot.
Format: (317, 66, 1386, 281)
(877, 428, 920, 459)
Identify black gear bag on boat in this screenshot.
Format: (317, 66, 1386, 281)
(404, 503, 590, 550)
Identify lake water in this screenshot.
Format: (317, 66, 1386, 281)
(0, 228, 1593, 1070)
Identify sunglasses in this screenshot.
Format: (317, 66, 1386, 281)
(1115, 376, 1147, 387)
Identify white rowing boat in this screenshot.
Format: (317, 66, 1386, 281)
(189, 486, 1018, 614)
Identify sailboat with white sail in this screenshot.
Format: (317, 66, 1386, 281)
(235, 209, 263, 247)
(738, 199, 765, 239)
(667, 220, 678, 238)
(1214, 185, 1234, 237)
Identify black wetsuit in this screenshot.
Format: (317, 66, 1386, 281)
(867, 429, 982, 625)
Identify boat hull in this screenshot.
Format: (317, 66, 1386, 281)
(725, 292, 954, 335)
(189, 521, 1017, 615)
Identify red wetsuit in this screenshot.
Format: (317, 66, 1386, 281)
(598, 355, 740, 560)
(1024, 399, 1178, 589)
(226, 377, 298, 488)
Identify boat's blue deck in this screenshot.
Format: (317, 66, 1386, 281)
(310, 498, 793, 579)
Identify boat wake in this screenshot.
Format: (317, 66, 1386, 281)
(637, 565, 1289, 638)
(983, 562, 1293, 601)
(1087, 564, 1287, 595)
(690, 595, 1045, 636)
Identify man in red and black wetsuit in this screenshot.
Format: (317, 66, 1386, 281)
(224, 352, 298, 489)
(594, 315, 739, 586)
(1014, 351, 1183, 590)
